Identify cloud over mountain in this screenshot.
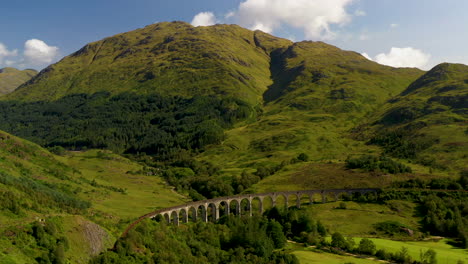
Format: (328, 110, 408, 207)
(374, 47, 430, 69)
(191, 12, 216, 27)
(23, 39, 59, 66)
(235, 0, 354, 40)
(0, 43, 18, 65)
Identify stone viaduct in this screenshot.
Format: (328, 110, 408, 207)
(122, 188, 378, 237)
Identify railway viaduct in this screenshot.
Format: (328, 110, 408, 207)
(122, 188, 378, 236)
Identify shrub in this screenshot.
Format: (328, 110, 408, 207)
(358, 238, 376, 255)
(346, 155, 412, 174)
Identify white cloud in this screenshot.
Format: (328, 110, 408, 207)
(23, 39, 59, 66)
(191, 12, 217, 27)
(354, 10, 366, 16)
(235, 0, 354, 40)
(373, 47, 431, 69)
(390, 23, 399, 28)
(225, 11, 236, 19)
(361, 52, 372, 61)
(0, 43, 18, 66)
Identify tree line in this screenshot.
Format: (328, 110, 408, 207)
(0, 92, 254, 160)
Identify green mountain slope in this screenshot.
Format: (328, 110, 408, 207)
(264, 41, 422, 113)
(0, 67, 37, 95)
(0, 130, 186, 263)
(0, 22, 429, 197)
(361, 63, 468, 172)
(195, 41, 423, 190)
(7, 22, 291, 104)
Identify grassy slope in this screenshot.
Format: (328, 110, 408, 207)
(0, 130, 186, 263)
(197, 42, 423, 190)
(0, 68, 37, 96)
(363, 63, 468, 173)
(291, 201, 467, 264)
(6, 22, 291, 105)
(1, 22, 429, 193)
(55, 150, 188, 223)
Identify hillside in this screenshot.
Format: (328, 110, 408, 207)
(0, 21, 467, 263)
(7, 22, 291, 104)
(0, 130, 186, 263)
(359, 63, 468, 172)
(0, 67, 37, 95)
(0, 22, 435, 202)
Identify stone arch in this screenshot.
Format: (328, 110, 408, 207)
(153, 213, 165, 223)
(349, 190, 363, 201)
(321, 191, 337, 203)
(170, 211, 179, 225)
(197, 204, 207, 222)
(229, 199, 240, 216)
(336, 191, 350, 201)
(310, 192, 322, 204)
(261, 195, 274, 211)
(274, 194, 288, 209)
(219, 200, 230, 218)
(163, 213, 170, 223)
(179, 208, 188, 223)
(240, 198, 252, 216)
(287, 193, 300, 208)
(299, 192, 313, 206)
(251, 196, 263, 215)
(188, 206, 197, 222)
(207, 203, 218, 222)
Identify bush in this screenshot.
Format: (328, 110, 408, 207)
(346, 155, 412, 174)
(331, 232, 347, 249)
(358, 238, 376, 255)
(337, 202, 347, 209)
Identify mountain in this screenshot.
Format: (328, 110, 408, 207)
(0, 67, 37, 95)
(0, 21, 467, 263)
(360, 63, 468, 172)
(6, 22, 421, 109)
(7, 22, 291, 104)
(0, 22, 430, 196)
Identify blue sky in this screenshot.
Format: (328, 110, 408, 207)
(1, 0, 467, 70)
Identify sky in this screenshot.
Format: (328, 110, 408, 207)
(1, 0, 467, 71)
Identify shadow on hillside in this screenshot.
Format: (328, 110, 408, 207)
(263, 48, 305, 103)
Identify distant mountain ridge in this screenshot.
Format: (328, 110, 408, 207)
(0, 67, 37, 95)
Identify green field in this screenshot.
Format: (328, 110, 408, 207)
(304, 201, 420, 236)
(287, 243, 381, 264)
(291, 238, 468, 264)
(293, 249, 380, 264)
(358, 238, 468, 264)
